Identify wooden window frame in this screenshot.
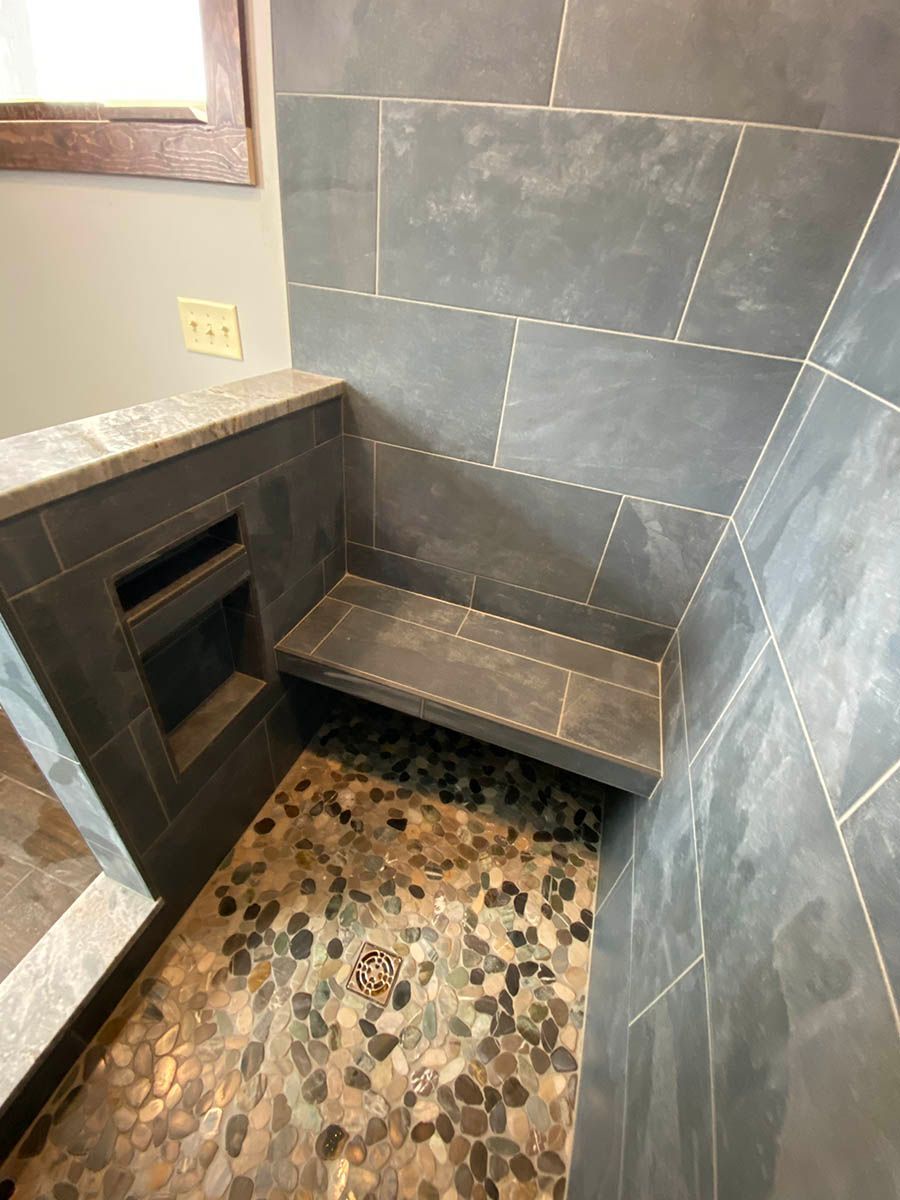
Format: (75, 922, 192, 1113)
(0, 0, 255, 186)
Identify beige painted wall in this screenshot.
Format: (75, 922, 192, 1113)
(0, 1, 289, 439)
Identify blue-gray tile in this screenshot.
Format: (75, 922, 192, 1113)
(622, 960, 714, 1200)
(380, 103, 738, 335)
(733, 365, 826, 536)
(567, 863, 632, 1200)
(630, 645, 702, 1016)
(679, 526, 770, 758)
(597, 792, 635, 907)
(290, 286, 514, 463)
(680, 128, 895, 356)
(343, 437, 374, 546)
(313, 397, 342, 445)
(473, 577, 673, 660)
(374, 444, 620, 602)
(746, 376, 900, 813)
(843, 769, 900, 1005)
(0, 617, 74, 758)
(692, 645, 900, 1199)
(347, 542, 474, 607)
(0, 512, 60, 598)
(330, 575, 467, 633)
(24, 741, 124, 850)
(553, 0, 900, 136)
(272, 0, 565, 105)
(276, 95, 377, 291)
(498, 321, 798, 511)
(813, 164, 900, 405)
(590, 498, 725, 626)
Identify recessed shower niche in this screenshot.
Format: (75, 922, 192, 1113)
(114, 512, 266, 772)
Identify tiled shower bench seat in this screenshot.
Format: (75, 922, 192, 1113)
(276, 576, 662, 795)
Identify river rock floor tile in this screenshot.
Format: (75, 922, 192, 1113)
(1, 703, 605, 1200)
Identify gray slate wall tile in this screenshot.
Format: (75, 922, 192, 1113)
(746, 376, 900, 813)
(272, 0, 565, 105)
(813, 165, 900, 404)
(567, 863, 632, 1200)
(590, 498, 725, 626)
(313, 398, 342, 445)
(91, 722, 168, 854)
(597, 794, 635, 908)
(680, 128, 895, 356)
(276, 96, 377, 292)
(290, 287, 514, 462)
(347, 543, 474, 607)
(473, 577, 672, 660)
(343, 438, 374, 547)
(843, 769, 900, 1005)
(0, 512, 60, 599)
(622, 961, 714, 1200)
(679, 526, 769, 758)
(498, 322, 797, 511)
(380, 103, 738, 335)
(553, 0, 900, 137)
(374, 445, 620, 602)
(692, 646, 900, 1199)
(734, 365, 825, 536)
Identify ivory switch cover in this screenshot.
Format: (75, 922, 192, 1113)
(177, 297, 243, 360)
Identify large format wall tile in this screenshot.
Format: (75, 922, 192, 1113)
(843, 769, 900, 1005)
(692, 646, 900, 1198)
(813, 165, 900, 404)
(567, 864, 632, 1200)
(680, 128, 894, 356)
(498, 322, 797, 511)
(343, 437, 374, 547)
(679, 527, 769, 758)
(380, 103, 738, 335)
(746, 376, 900, 813)
(622, 961, 714, 1200)
(347, 543, 474, 607)
(374, 445, 620, 602)
(553, 0, 900, 137)
(276, 96, 378, 292)
(0, 512, 59, 598)
(272, 0, 565, 105)
(290, 287, 514, 462)
(590, 498, 725, 626)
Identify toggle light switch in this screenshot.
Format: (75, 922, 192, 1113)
(177, 297, 243, 360)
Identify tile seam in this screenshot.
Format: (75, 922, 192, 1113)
(628, 953, 705, 1027)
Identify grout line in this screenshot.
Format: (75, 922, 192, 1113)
(309, 604, 354, 656)
(733, 527, 900, 1036)
(468, 574, 477, 608)
(555, 671, 573, 737)
(838, 758, 900, 826)
(673, 520, 732, 634)
(596, 853, 635, 917)
(729, 363, 809, 525)
(548, 0, 570, 107)
(819, 366, 900, 416)
(585, 496, 623, 603)
(371, 441, 377, 547)
(492, 318, 520, 468)
(687, 636, 772, 766)
(374, 99, 383, 295)
(335, 575, 467, 615)
(675, 125, 745, 341)
(617, 822, 637, 1200)
(629, 954, 705, 1027)
(38, 511, 65, 572)
(289, 282, 804, 365)
(276, 91, 900, 143)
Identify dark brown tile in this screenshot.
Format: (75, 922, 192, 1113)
(331, 576, 467, 634)
(560, 674, 661, 772)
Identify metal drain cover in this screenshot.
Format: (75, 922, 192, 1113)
(347, 941, 402, 1007)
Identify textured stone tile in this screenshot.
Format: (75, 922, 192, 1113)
(348, 543, 474, 607)
(331, 576, 467, 633)
(375, 445, 620, 602)
(843, 769, 900, 1005)
(460, 611, 659, 695)
(90, 723, 169, 854)
(314, 606, 567, 732)
(0, 776, 98, 895)
(299, 659, 424, 718)
(814, 165, 900, 404)
(313, 397, 342, 445)
(679, 527, 769, 759)
(622, 961, 713, 1200)
(733, 366, 825, 536)
(291, 287, 514, 462)
(498, 321, 797, 510)
(630, 645, 701, 1017)
(692, 646, 900, 1199)
(0, 710, 50, 795)
(568, 863, 632, 1200)
(746, 377, 900, 813)
(0, 618, 74, 758)
(272, 0, 565, 104)
(0, 512, 59, 599)
(681, 128, 894, 356)
(343, 437, 374, 547)
(590, 498, 725, 626)
(142, 606, 234, 733)
(553, 0, 900, 136)
(559, 675, 661, 772)
(278, 597, 352, 657)
(23, 742, 128, 852)
(473, 577, 673, 660)
(381, 103, 738, 335)
(260, 561, 325, 648)
(276, 96, 378, 291)
(596, 794, 635, 907)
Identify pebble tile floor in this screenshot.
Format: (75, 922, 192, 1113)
(1, 703, 607, 1200)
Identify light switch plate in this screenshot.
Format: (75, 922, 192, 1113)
(177, 297, 243, 360)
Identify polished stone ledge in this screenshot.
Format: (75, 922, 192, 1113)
(0, 369, 344, 522)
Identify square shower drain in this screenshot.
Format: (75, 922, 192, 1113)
(346, 941, 402, 1007)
